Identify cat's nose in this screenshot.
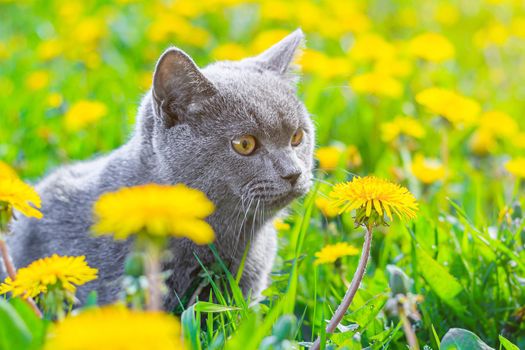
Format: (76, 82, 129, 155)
(281, 171, 301, 186)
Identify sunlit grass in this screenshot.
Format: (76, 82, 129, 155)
(1, 0, 525, 349)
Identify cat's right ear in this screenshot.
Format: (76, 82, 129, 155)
(152, 48, 217, 127)
(247, 29, 304, 85)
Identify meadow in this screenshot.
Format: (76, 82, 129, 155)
(1, 0, 525, 349)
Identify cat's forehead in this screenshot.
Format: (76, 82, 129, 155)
(201, 63, 305, 134)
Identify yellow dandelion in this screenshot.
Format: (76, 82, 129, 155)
(381, 116, 426, 143)
(349, 33, 396, 62)
(26, 70, 50, 91)
(64, 100, 108, 132)
(374, 56, 413, 78)
(469, 129, 497, 156)
(316, 145, 344, 171)
(139, 71, 153, 90)
(299, 49, 353, 80)
(45, 305, 184, 350)
(260, 0, 293, 21)
(416, 87, 480, 127)
(58, 2, 83, 19)
(167, 0, 203, 18)
(511, 16, 525, 39)
(299, 50, 327, 76)
(251, 29, 289, 53)
(92, 184, 215, 244)
(409, 32, 455, 62)
(319, 4, 371, 37)
(295, 2, 322, 32)
(314, 242, 359, 265)
(315, 196, 339, 219)
(323, 57, 354, 79)
(148, 15, 209, 47)
(329, 176, 418, 226)
(273, 218, 290, 231)
(505, 158, 525, 179)
(0, 176, 42, 219)
(434, 3, 460, 26)
(0, 161, 18, 179)
(212, 43, 249, 61)
(474, 22, 509, 48)
(478, 111, 518, 138)
(411, 154, 446, 184)
(0, 254, 97, 299)
(346, 145, 362, 169)
(46, 92, 63, 109)
(350, 72, 403, 98)
(73, 17, 107, 45)
(37, 38, 63, 61)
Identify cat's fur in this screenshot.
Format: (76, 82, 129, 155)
(3, 29, 314, 310)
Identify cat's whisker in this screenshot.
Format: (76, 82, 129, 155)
(251, 199, 260, 244)
(233, 195, 254, 259)
(339, 169, 360, 177)
(228, 196, 246, 259)
(311, 176, 334, 186)
(315, 191, 331, 199)
(311, 167, 360, 178)
(229, 193, 249, 258)
(239, 195, 254, 235)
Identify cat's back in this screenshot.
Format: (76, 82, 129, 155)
(33, 155, 108, 221)
(8, 156, 110, 267)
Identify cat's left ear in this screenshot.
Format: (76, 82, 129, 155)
(249, 29, 304, 82)
(152, 48, 217, 127)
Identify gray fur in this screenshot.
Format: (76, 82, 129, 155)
(3, 29, 314, 309)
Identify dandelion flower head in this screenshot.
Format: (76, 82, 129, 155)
(315, 242, 360, 265)
(45, 305, 184, 350)
(92, 183, 215, 244)
(0, 254, 98, 299)
(329, 176, 418, 226)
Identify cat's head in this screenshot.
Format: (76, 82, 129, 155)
(147, 29, 314, 215)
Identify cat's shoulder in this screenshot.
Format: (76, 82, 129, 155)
(36, 155, 110, 205)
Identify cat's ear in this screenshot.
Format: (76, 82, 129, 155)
(152, 48, 217, 127)
(250, 28, 304, 79)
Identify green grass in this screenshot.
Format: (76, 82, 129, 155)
(1, 0, 525, 349)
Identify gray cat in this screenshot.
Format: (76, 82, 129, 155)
(3, 29, 314, 310)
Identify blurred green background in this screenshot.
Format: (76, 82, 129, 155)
(1, 0, 525, 348)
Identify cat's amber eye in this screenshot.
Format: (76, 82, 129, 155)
(291, 128, 304, 147)
(232, 135, 257, 155)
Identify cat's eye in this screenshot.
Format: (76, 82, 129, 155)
(232, 135, 257, 155)
(291, 128, 304, 147)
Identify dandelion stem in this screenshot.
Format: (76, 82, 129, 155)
(24, 299, 44, 319)
(399, 308, 420, 350)
(0, 236, 43, 318)
(311, 223, 373, 350)
(0, 238, 16, 278)
(146, 244, 162, 311)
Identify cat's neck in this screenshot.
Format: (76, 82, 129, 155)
(209, 197, 277, 257)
